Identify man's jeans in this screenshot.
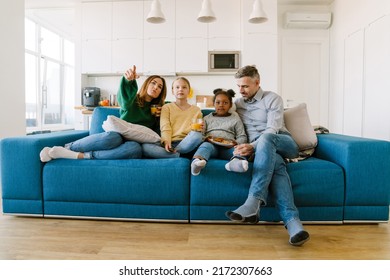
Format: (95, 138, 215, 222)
(250, 132, 300, 225)
(66, 131, 142, 159)
(142, 131, 203, 158)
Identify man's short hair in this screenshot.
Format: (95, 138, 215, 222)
(234, 65, 260, 80)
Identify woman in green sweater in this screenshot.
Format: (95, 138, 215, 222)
(40, 65, 167, 161)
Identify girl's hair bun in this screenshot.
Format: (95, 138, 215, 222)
(226, 89, 236, 98)
(213, 88, 222, 95)
(212, 88, 235, 104)
(213, 88, 235, 97)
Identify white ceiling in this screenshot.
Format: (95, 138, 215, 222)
(278, 0, 334, 5)
(25, 0, 335, 9)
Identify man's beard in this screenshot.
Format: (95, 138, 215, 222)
(243, 94, 255, 103)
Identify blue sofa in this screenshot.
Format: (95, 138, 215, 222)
(1, 107, 390, 223)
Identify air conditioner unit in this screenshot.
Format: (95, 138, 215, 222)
(284, 12, 332, 29)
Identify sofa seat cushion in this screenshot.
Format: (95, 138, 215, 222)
(42, 158, 190, 220)
(190, 157, 345, 222)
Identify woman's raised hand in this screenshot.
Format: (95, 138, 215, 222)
(124, 65, 140, 81)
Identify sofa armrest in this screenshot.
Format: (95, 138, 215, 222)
(1, 130, 89, 215)
(315, 133, 390, 216)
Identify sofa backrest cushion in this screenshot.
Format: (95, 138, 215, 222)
(90, 107, 120, 135)
(90, 107, 213, 135)
(201, 109, 214, 117)
(284, 103, 318, 151)
(90, 106, 317, 151)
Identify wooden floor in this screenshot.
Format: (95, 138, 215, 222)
(1, 213, 390, 260)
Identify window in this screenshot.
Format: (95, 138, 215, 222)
(25, 17, 75, 134)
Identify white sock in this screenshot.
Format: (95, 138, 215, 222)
(191, 158, 206, 176)
(225, 158, 248, 172)
(48, 146, 79, 160)
(40, 147, 53, 162)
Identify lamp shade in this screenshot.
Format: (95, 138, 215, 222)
(249, 0, 268, 24)
(147, 0, 166, 24)
(197, 0, 216, 23)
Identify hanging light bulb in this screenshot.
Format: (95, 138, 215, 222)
(249, 0, 268, 24)
(197, 0, 216, 23)
(146, 0, 166, 24)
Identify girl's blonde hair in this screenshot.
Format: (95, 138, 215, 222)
(172, 76, 191, 89)
(137, 75, 167, 107)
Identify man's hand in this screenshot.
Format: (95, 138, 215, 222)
(233, 144, 254, 157)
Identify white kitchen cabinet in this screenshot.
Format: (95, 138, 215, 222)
(176, 0, 208, 38)
(81, 39, 111, 74)
(143, 0, 176, 73)
(208, 37, 241, 51)
(111, 1, 144, 73)
(143, 38, 175, 74)
(81, 2, 112, 40)
(176, 38, 208, 73)
(208, 0, 240, 50)
(112, 1, 144, 40)
(143, 0, 175, 39)
(175, 0, 208, 73)
(112, 39, 144, 74)
(82, 1, 145, 74)
(81, 2, 112, 73)
(79, 0, 278, 76)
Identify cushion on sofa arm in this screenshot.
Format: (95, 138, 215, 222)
(284, 103, 318, 151)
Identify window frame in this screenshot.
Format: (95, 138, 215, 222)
(25, 16, 75, 134)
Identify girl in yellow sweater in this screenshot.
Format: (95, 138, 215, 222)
(142, 77, 203, 158)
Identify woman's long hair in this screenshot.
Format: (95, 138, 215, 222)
(136, 75, 167, 107)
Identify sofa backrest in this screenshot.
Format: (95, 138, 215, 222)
(90, 107, 120, 134)
(89, 106, 214, 135)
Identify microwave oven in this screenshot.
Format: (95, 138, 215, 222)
(208, 51, 240, 72)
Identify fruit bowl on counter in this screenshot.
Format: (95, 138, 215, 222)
(99, 99, 110, 106)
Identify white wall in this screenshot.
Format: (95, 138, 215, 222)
(278, 4, 331, 127)
(0, 0, 25, 139)
(329, 0, 390, 140)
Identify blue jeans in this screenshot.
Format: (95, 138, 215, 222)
(66, 131, 142, 159)
(250, 133, 300, 225)
(142, 131, 203, 158)
(193, 141, 235, 161)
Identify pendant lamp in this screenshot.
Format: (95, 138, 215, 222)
(249, 0, 268, 24)
(146, 0, 166, 24)
(197, 0, 216, 23)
